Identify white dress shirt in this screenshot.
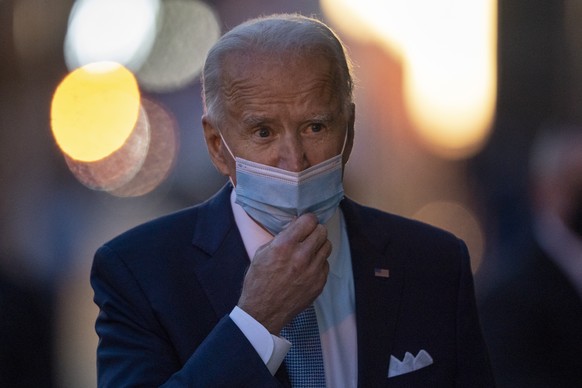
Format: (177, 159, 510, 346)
(228, 190, 358, 387)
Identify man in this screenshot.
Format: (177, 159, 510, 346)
(478, 126, 582, 387)
(91, 14, 494, 387)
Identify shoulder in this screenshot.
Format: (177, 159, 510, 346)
(94, 185, 233, 268)
(341, 197, 465, 253)
(341, 197, 470, 285)
(107, 206, 198, 248)
(91, 206, 201, 288)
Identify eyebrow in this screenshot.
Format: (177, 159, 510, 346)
(240, 112, 337, 128)
(309, 113, 335, 123)
(241, 115, 270, 127)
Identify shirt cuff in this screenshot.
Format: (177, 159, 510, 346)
(229, 306, 291, 375)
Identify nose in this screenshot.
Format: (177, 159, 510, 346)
(277, 133, 307, 172)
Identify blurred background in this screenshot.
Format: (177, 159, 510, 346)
(1, 0, 581, 387)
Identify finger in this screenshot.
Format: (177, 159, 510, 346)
(276, 213, 319, 243)
(317, 238, 333, 262)
(310, 239, 332, 274)
(300, 223, 329, 252)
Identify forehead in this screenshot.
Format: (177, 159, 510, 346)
(219, 50, 344, 121)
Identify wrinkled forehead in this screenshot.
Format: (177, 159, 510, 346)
(220, 47, 345, 101)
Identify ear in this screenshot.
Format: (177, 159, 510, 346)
(202, 115, 232, 177)
(342, 103, 356, 165)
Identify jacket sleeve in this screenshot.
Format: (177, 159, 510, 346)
(91, 245, 282, 388)
(455, 240, 495, 387)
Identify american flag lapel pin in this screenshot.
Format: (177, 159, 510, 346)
(374, 268, 390, 278)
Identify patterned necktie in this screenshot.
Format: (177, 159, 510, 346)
(280, 304, 326, 387)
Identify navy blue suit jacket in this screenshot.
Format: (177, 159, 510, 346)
(91, 184, 494, 387)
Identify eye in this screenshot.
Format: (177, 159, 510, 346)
(309, 123, 324, 133)
(255, 127, 271, 138)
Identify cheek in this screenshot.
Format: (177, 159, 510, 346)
(219, 145, 238, 178)
(304, 137, 343, 164)
(237, 147, 278, 167)
(228, 156, 239, 177)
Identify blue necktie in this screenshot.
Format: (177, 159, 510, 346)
(280, 305, 326, 387)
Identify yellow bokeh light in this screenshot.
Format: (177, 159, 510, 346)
(320, 0, 408, 56)
(64, 105, 150, 191)
(322, 0, 497, 159)
(51, 62, 141, 162)
(403, 0, 497, 159)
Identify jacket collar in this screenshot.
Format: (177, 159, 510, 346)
(190, 190, 404, 386)
(190, 183, 250, 318)
(191, 183, 237, 255)
(191, 183, 292, 386)
(341, 198, 405, 386)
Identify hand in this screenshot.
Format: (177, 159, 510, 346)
(237, 213, 331, 334)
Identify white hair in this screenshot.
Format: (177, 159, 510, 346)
(201, 14, 354, 125)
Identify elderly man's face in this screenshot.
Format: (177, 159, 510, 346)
(203, 51, 354, 184)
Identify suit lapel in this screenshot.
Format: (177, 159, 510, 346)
(341, 199, 405, 387)
(191, 184, 250, 318)
(191, 184, 292, 387)
(190, 190, 403, 386)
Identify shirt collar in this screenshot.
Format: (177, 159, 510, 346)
(230, 189, 344, 278)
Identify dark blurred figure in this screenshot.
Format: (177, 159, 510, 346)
(0, 265, 54, 387)
(478, 125, 582, 387)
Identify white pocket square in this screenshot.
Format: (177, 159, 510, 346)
(387, 349, 434, 378)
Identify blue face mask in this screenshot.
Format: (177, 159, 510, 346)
(220, 130, 347, 235)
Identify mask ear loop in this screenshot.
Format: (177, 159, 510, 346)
(216, 128, 238, 186)
(340, 125, 349, 156)
(216, 128, 237, 161)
